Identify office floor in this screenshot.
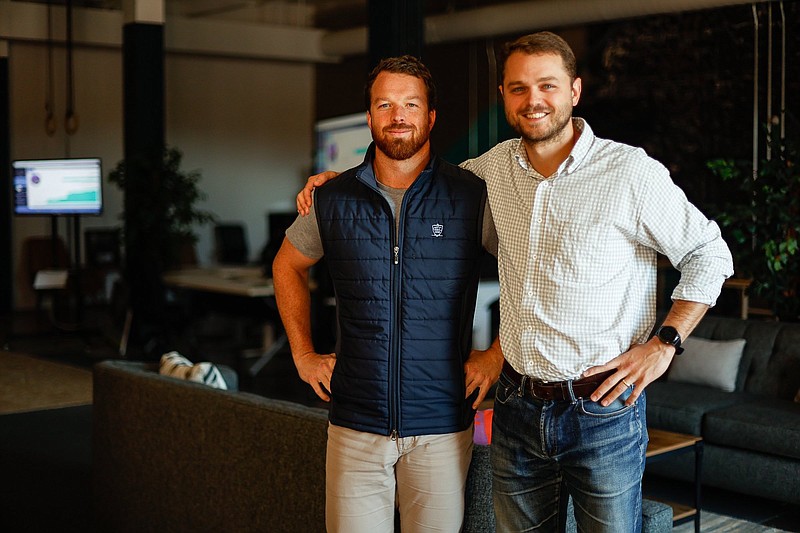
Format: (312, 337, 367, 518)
(1, 304, 798, 531)
(0, 303, 327, 407)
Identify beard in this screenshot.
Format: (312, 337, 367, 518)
(372, 121, 430, 161)
(507, 103, 572, 146)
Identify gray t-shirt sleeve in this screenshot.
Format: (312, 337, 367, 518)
(284, 203, 324, 260)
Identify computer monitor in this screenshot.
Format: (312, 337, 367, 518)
(266, 212, 297, 248)
(261, 211, 298, 277)
(12, 157, 103, 216)
(314, 113, 373, 173)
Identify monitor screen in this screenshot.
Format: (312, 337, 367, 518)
(12, 157, 103, 216)
(314, 113, 373, 174)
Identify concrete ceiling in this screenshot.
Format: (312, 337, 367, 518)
(2, 0, 764, 62)
(14, 0, 520, 30)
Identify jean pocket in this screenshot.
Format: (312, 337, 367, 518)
(494, 373, 518, 405)
(578, 387, 634, 417)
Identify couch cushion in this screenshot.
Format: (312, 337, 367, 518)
(745, 323, 800, 400)
(703, 398, 800, 460)
(646, 381, 748, 435)
(464, 444, 494, 533)
(667, 337, 745, 392)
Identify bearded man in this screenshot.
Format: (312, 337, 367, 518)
(273, 55, 500, 533)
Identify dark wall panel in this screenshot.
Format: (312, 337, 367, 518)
(0, 55, 11, 312)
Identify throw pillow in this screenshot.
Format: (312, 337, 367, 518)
(667, 337, 746, 392)
(159, 351, 228, 390)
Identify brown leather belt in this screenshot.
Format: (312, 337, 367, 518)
(502, 361, 615, 401)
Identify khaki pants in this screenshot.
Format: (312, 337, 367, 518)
(325, 423, 474, 533)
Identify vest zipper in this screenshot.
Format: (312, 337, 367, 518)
(389, 195, 408, 439)
(390, 240, 402, 438)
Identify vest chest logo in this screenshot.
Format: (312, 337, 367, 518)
(431, 223, 444, 238)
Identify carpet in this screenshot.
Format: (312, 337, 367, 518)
(0, 351, 93, 414)
(673, 511, 795, 532)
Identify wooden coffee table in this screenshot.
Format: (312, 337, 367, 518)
(646, 428, 703, 533)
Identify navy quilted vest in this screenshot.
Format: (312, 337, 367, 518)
(316, 151, 486, 437)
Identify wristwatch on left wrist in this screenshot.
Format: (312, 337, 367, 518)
(655, 325, 685, 355)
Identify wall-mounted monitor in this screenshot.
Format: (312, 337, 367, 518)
(12, 157, 103, 216)
(314, 113, 373, 174)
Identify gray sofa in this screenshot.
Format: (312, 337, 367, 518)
(93, 360, 671, 532)
(646, 315, 800, 505)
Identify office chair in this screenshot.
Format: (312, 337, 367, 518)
(85, 228, 121, 268)
(214, 223, 249, 265)
(83, 228, 122, 304)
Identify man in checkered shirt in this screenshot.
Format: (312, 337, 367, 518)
(297, 32, 732, 532)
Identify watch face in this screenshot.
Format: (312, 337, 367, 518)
(658, 326, 680, 345)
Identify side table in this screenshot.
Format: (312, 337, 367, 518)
(646, 428, 703, 533)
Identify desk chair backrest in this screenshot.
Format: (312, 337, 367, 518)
(23, 236, 70, 285)
(21, 236, 71, 312)
(85, 228, 121, 268)
(214, 223, 249, 265)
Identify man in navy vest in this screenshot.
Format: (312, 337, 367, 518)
(273, 56, 501, 533)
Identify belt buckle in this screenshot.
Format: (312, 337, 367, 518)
(520, 375, 542, 400)
(529, 384, 545, 400)
(528, 380, 550, 400)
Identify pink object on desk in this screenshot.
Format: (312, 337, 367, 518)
(474, 408, 493, 445)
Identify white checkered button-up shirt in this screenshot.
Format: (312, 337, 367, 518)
(462, 119, 733, 381)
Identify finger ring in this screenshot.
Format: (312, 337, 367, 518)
(622, 379, 631, 388)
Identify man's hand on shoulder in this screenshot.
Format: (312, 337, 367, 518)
(296, 171, 340, 216)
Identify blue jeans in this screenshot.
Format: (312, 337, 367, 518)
(492, 371, 648, 532)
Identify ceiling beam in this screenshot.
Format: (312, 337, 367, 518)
(1, 0, 769, 61)
(321, 0, 767, 56)
(0, 1, 335, 62)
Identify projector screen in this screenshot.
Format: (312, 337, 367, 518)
(314, 113, 373, 174)
(12, 157, 103, 216)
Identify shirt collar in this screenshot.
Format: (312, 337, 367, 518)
(357, 142, 436, 189)
(566, 118, 593, 174)
(511, 117, 595, 178)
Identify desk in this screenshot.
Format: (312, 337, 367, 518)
(162, 266, 281, 376)
(162, 266, 274, 297)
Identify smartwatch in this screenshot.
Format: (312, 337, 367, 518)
(655, 325, 685, 355)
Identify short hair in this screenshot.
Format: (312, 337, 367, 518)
(501, 32, 577, 81)
(364, 55, 437, 111)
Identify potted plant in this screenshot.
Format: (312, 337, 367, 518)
(109, 146, 216, 270)
(109, 146, 216, 353)
(707, 128, 800, 321)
